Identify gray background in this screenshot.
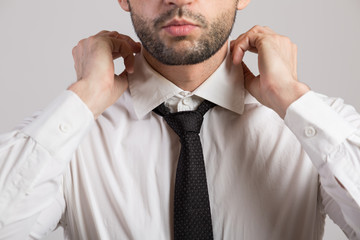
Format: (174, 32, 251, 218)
(1, 0, 359, 239)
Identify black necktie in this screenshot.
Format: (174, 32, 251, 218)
(154, 100, 216, 240)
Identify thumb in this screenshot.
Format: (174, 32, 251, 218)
(241, 62, 260, 98)
(114, 70, 129, 97)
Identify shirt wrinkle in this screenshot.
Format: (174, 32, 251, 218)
(1, 42, 360, 239)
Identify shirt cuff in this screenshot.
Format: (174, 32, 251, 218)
(21, 90, 94, 161)
(284, 91, 357, 169)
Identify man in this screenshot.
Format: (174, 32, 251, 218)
(0, 0, 359, 239)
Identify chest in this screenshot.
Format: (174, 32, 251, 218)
(63, 106, 321, 240)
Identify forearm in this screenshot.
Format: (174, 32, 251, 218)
(284, 91, 360, 235)
(0, 91, 94, 238)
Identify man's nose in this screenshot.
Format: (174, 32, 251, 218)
(164, 0, 194, 7)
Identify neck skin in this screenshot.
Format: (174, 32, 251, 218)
(142, 41, 229, 92)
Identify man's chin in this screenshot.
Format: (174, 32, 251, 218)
(162, 38, 198, 50)
(154, 51, 213, 66)
(142, 38, 217, 65)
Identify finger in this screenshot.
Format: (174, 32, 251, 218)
(95, 30, 110, 36)
(96, 30, 142, 53)
(230, 36, 248, 65)
(244, 74, 261, 101)
(128, 41, 141, 54)
(108, 38, 136, 73)
(122, 37, 141, 53)
(260, 26, 276, 34)
(241, 62, 255, 83)
(231, 32, 262, 65)
(123, 49, 136, 74)
(242, 62, 261, 99)
(230, 25, 268, 48)
(230, 38, 257, 53)
(114, 70, 129, 96)
(107, 32, 142, 53)
(111, 42, 141, 60)
(231, 41, 258, 64)
(231, 25, 275, 65)
(111, 39, 139, 59)
(248, 25, 275, 35)
(230, 25, 273, 51)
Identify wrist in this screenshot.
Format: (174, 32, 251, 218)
(274, 82, 310, 119)
(68, 80, 107, 119)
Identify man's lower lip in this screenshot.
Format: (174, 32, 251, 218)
(163, 25, 197, 36)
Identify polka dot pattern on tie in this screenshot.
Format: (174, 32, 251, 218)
(154, 100, 215, 240)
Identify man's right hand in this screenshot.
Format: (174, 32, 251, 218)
(68, 31, 141, 119)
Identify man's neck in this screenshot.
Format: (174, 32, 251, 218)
(142, 42, 229, 92)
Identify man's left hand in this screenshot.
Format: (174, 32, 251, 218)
(230, 26, 310, 119)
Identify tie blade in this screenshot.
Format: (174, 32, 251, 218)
(174, 137, 213, 239)
(153, 99, 215, 240)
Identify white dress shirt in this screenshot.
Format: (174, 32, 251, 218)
(0, 47, 360, 240)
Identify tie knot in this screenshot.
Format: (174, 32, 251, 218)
(153, 100, 215, 138)
(164, 111, 203, 137)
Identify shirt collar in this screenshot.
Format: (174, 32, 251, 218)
(128, 42, 247, 119)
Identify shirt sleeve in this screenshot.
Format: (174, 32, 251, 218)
(0, 90, 94, 239)
(284, 91, 360, 237)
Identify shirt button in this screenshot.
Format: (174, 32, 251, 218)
(180, 91, 190, 97)
(182, 98, 191, 106)
(304, 126, 316, 137)
(59, 123, 70, 133)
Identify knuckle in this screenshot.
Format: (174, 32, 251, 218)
(237, 33, 245, 40)
(72, 47, 77, 55)
(250, 25, 261, 33)
(98, 30, 109, 35)
(123, 35, 133, 42)
(78, 38, 87, 46)
(274, 35, 288, 43)
(251, 25, 266, 33)
(123, 44, 132, 54)
(87, 36, 100, 45)
(124, 53, 134, 62)
(109, 31, 120, 37)
(261, 34, 271, 42)
(88, 36, 96, 41)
